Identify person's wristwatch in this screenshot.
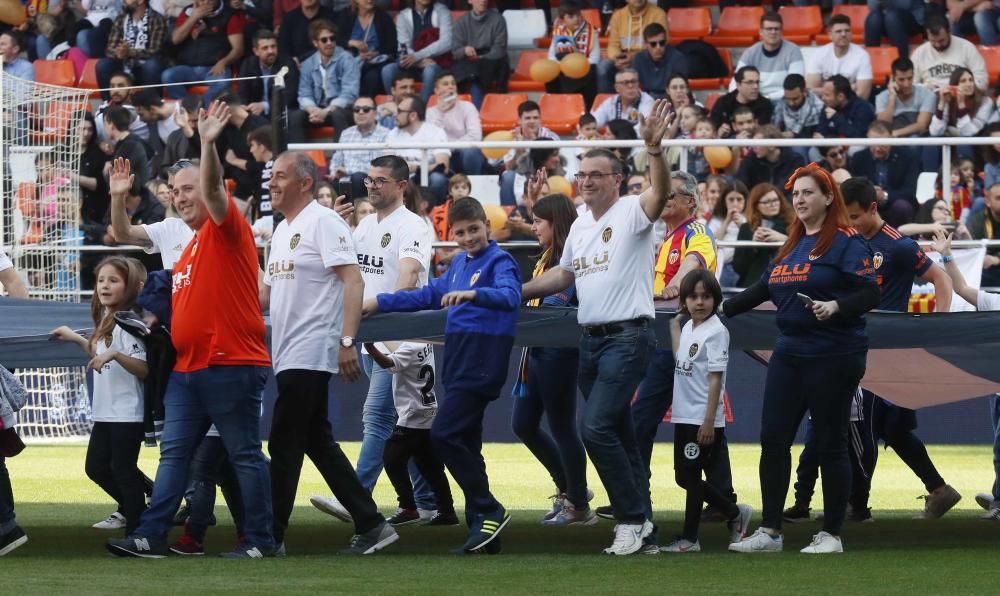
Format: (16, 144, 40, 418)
(340, 336, 355, 349)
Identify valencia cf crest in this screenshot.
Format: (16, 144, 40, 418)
(683, 442, 700, 460)
(469, 269, 482, 286)
(873, 252, 883, 269)
(380, 233, 392, 248)
(602, 226, 613, 243)
(688, 342, 699, 358)
(289, 233, 301, 250)
(668, 248, 680, 264)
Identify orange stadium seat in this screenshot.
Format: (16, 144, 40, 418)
(510, 50, 550, 92)
(536, 8, 603, 48)
(866, 46, 900, 85)
(690, 48, 732, 90)
(480, 93, 528, 134)
(375, 95, 391, 105)
(33, 60, 76, 87)
(591, 93, 614, 112)
(539, 93, 585, 135)
(704, 92, 723, 113)
(980, 46, 1000, 86)
(305, 149, 328, 171)
(78, 59, 100, 98)
(704, 6, 764, 47)
(667, 7, 711, 42)
(306, 126, 336, 140)
(815, 4, 869, 44)
(30, 100, 85, 143)
(778, 5, 823, 45)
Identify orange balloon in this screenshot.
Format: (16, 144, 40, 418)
(704, 146, 733, 169)
(560, 53, 591, 79)
(482, 130, 515, 160)
(547, 175, 573, 197)
(0, 0, 26, 26)
(483, 203, 508, 234)
(530, 59, 561, 84)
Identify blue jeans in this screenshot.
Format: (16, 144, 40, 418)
(975, 9, 1000, 46)
(499, 170, 517, 207)
(135, 365, 274, 551)
(0, 456, 14, 535)
(161, 65, 230, 103)
(453, 148, 485, 176)
(77, 25, 111, 58)
(577, 322, 655, 524)
(357, 355, 435, 509)
(864, 6, 922, 58)
(186, 435, 244, 542)
(991, 394, 1000, 502)
(381, 62, 441, 102)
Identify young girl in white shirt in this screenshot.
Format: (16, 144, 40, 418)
(662, 270, 752, 553)
(52, 256, 149, 536)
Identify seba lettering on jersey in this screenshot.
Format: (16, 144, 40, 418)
(172, 264, 192, 294)
(357, 253, 385, 274)
(572, 250, 610, 278)
(268, 259, 295, 281)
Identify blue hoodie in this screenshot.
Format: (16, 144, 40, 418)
(377, 241, 522, 394)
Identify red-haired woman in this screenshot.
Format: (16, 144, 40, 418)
(724, 164, 880, 555)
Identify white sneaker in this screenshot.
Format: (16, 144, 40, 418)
(728, 528, 783, 553)
(602, 520, 653, 555)
(982, 507, 1000, 521)
(309, 495, 353, 523)
(975, 492, 995, 511)
(660, 538, 701, 553)
(542, 494, 566, 522)
(800, 531, 843, 554)
(726, 504, 753, 543)
(418, 508, 437, 522)
(92, 512, 126, 530)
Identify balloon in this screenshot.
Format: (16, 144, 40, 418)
(481, 130, 514, 160)
(704, 146, 733, 169)
(530, 59, 561, 84)
(0, 0, 26, 26)
(560, 53, 590, 80)
(547, 175, 573, 197)
(483, 203, 508, 234)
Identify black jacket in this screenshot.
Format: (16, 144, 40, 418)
(849, 146, 918, 209)
(735, 148, 805, 199)
(335, 9, 398, 60)
(710, 91, 773, 130)
(278, 6, 339, 63)
(238, 54, 301, 112)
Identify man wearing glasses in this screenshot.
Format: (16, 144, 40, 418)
(594, 69, 655, 134)
(330, 97, 391, 198)
(632, 23, 689, 101)
(522, 100, 675, 555)
(729, 11, 805, 101)
(298, 19, 360, 142)
(384, 95, 451, 204)
(711, 66, 774, 136)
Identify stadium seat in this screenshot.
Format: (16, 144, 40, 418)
(536, 9, 603, 48)
(306, 126, 336, 140)
(539, 93, 585, 135)
(980, 45, 1000, 86)
(667, 8, 711, 42)
(592, 93, 614, 112)
(814, 4, 868, 44)
(30, 100, 84, 143)
(866, 46, 899, 84)
(468, 174, 501, 205)
(703, 6, 764, 47)
(777, 5, 823, 45)
(305, 149, 328, 171)
(427, 94, 472, 107)
(78, 59, 100, 98)
(33, 60, 76, 87)
(509, 50, 549, 92)
(375, 95, 391, 105)
(704, 92, 723, 112)
(916, 172, 937, 204)
(503, 9, 548, 49)
(480, 93, 528, 134)
(690, 48, 732, 90)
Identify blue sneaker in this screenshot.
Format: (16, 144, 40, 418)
(462, 506, 511, 552)
(106, 535, 169, 559)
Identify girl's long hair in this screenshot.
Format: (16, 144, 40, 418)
(947, 67, 984, 127)
(775, 163, 850, 263)
(712, 179, 749, 220)
(90, 256, 146, 349)
(532, 193, 577, 270)
(746, 183, 794, 232)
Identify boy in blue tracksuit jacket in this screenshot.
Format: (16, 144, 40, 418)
(365, 198, 522, 554)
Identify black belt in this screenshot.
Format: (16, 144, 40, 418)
(581, 318, 648, 338)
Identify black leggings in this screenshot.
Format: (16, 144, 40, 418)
(383, 426, 455, 514)
(85, 421, 147, 535)
(759, 351, 867, 535)
(674, 424, 739, 542)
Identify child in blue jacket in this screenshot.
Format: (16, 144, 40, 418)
(364, 198, 522, 554)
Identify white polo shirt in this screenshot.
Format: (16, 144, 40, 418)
(142, 217, 195, 270)
(560, 195, 656, 326)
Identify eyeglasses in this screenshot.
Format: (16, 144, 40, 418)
(574, 171, 617, 181)
(317, 36, 335, 43)
(363, 177, 399, 188)
(668, 191, 692, 199)
(647, 40, 666, 48)
(615, 79, 640, 87)
(353, 106, 374, 113)
(761, 26, 782, 33)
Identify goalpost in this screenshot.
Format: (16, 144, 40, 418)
(2, 63, 95, 440)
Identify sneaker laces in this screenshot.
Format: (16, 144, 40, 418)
(808, 533, 824, 547)
(609, 524, 637, 550)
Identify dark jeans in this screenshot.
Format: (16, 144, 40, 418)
(865, 5, 923, 58)
(270, 369, 383, 541)
(759, 351, 866, 535)
(86, 421, 146, 535)
(674, 424, 739, 542)
(96, 58, 164, 102)
(383, 425, 455, 513)
(186, 435, 245, 542)
(0, 455, 15, 535)
(452, 148, 486, 176)
(431, 388, 502, 516)
(633, 349, 738, 510)
(135, 366, 274, 551)
(872, 396, 945, 494)
(511, 347, 589, 508)
(577, 321, 655, 524)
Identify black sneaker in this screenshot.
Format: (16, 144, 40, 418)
(595, 505, 615, 520)
(424, 511, 460, 526)
(219, 542, 276, 559)
(340, 520, 399, 555)
(387, 508, 422, 526)
(0, 526, 27, 556)
(462, 506, 511, 552)
(848, 506, 874, 523)
(106, 535, 169, 559)
(782, 502, 812, 523)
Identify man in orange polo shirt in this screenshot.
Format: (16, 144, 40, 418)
(107, 101, 276, 560)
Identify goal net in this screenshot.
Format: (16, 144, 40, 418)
(2, 66, 94, 440)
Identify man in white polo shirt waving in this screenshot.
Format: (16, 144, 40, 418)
(523, 99, 675, 556)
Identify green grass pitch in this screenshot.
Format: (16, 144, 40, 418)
(3, 442, 998, 595)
